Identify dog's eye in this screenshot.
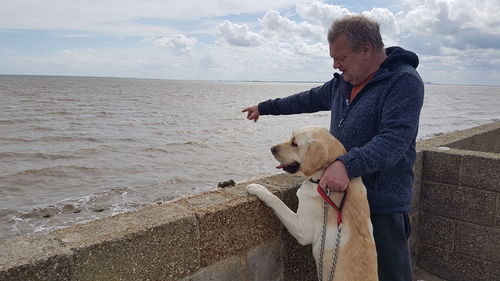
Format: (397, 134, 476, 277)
(291, 141, 298, 147)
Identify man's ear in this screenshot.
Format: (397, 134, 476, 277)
(301, 140, 329, 176)
(363, 43, 373, 58)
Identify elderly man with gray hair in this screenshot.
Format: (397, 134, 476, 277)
(243, 15, 424, 281)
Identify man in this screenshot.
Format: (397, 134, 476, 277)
(243, 15, 424, 281)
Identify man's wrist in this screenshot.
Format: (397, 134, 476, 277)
(335, 158, 350, 179)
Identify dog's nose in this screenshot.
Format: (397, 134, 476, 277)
(271, 145, 279, 154)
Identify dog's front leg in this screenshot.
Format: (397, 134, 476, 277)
(246, 183, 312, 245)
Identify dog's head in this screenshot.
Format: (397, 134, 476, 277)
(271, 126, 346, 177)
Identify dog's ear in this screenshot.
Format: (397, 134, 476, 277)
(301, 139, 329, 176)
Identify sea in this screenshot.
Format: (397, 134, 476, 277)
(0, 75, 499, 240)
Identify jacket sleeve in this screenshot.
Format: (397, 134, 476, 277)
(337, 73, 424, 178)
(258, 79, 334, 115)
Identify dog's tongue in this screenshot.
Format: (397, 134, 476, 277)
(276, 164, 285, 169)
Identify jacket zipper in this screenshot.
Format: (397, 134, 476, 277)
(337, 75, 380, 127)
(338, 97, 350, 127)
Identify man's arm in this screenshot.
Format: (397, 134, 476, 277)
(257, 79, 334, 116)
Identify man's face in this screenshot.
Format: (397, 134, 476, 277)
(329, 33, 367, 86)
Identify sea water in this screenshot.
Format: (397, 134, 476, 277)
(0, 75, 499, 239)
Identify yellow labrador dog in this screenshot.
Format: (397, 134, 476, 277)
(247, 126, 378, 281)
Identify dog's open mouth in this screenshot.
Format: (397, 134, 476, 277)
(276, 161, 300, 174)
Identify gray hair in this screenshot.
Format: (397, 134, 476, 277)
(327, 15, 384, 52)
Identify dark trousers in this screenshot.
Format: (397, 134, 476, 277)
(371, 213, 413, 281)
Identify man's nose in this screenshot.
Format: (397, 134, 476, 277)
(333, 60, 340, 69)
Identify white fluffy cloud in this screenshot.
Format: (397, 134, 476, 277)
(211, 0, 499, 84)
(363, 8, 400, 36)
(295, 1, 352, 27)
(218, 4, 401, 52)
(260, 10, 325, 42)
(218, 21, 262, 47)
(214, 2, 400, 78)
(400, 0, 500, 49)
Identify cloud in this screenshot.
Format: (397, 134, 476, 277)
(192, 41, 331, 81)
(0, 46, 203, 79)
(1, 0, 499, 85)
(293, 42, 329, 57)
(295, 2, 352, 27)
(297, 3, 400, 44)
(260, 10, 324, 42)
(0, 0, 315, 36)
(418, 47, 500, 84)
(363, 8, 400, 36)
(199, 56, 218, 69)
(211, 1, 500, 85)
(148, 34, 197, 54)
(215, 8, 331, 78)
(218, 20, 261, 47)
(399, 0, 500, 50)
(397, 0, 500, 85)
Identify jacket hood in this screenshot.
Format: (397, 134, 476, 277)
(380, 46, 419, 70)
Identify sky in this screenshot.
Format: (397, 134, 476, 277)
(1, 0, 500, 85)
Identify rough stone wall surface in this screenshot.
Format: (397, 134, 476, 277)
(417, 122, 500, 281)
(0, 174, 305, 281)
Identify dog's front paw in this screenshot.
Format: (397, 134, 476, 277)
(246, 183, 271, 199)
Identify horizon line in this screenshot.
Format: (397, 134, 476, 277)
(1, 73, 499, 87)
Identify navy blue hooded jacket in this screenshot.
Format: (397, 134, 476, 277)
(258, 47, 424, 214)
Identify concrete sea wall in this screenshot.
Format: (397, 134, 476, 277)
(415, 122, 499, 281)
(1, 121, 499, 281)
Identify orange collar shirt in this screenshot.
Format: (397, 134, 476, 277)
(350, 72, 376, 102)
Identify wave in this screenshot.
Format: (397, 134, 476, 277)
(31, 126, 57, 131)
(165, 140, 210, 148)
(152, 177, 190, 185)
(13, 165, 101, 177)
(144, 147, 169, 153)
(0, 136, 101, 143)
(96, 111, 113, 116)
(47, 111, 72, 115)
(54, 98, 80, 102)
(6, 186, 134, 214)
(0, 185, 153, 239)
(0, 118, 44, 124)
(0, 151, 82, 160)
(114, 137, 135, 142)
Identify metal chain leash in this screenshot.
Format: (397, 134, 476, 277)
(317, 200, 329, 281)
(317, 192, 343, 281)
(327, 222, 342, 281)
